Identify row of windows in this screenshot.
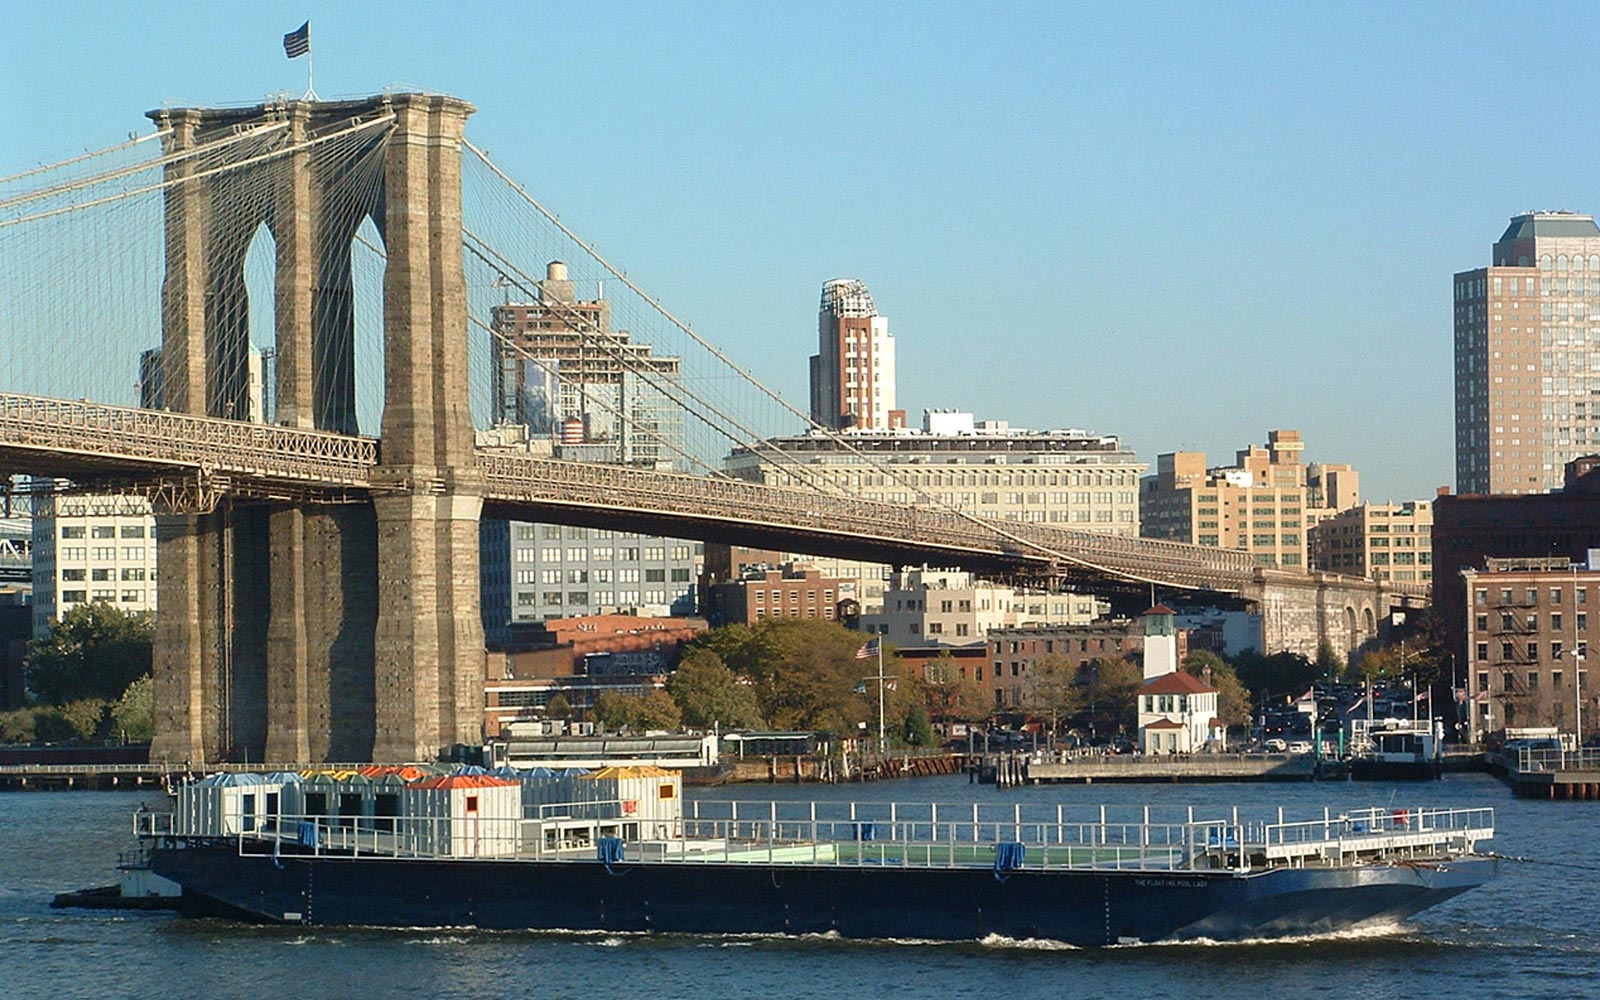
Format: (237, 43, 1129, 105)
(60, 525, 146, 539)
(519, 590, 672, 608)
(59, 590, 147, 604)
(753, 607, 835, 620)
(1474, 587, 1590, 607)
(1474, 640, 1588, 662)
(510, 526, 705, 546)
(515, 546, 694, 563)
(56, 547, 148, 561)
(60, 568, 148, 582)
(750, 589, 834, 604)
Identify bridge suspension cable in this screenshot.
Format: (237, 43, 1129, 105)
(0, 127, 169, 189)
(460, 139, 1173, 580)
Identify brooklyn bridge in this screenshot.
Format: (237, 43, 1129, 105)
(0, 93, 1422, 763)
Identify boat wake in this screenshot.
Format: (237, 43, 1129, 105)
(1122, 921, 1414, 949)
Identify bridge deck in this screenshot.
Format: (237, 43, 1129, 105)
(0, 391, 1433, 599)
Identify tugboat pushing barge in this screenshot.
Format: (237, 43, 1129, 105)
(128, 767, 1496, 947)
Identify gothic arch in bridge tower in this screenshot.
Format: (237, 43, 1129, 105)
(149, 95, 486, 767)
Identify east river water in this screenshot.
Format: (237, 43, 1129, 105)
(3, 772, 1597, 1000)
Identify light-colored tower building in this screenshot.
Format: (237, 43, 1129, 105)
(1140, 429, 1359, 569)
(1309, 500, 1434, 584)
(810, 278, 901, 431)
(484, 262, 698, 628)
(1141, 604, 1179, 680)
(30, 493, 158, 638)
(1455, 212, 1600, 495)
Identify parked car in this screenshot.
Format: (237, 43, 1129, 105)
(1286, 741, 1313, 755)
(1264, 738, 1288, 752)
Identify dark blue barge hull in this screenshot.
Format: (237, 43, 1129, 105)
(150, 845, 1493, 946)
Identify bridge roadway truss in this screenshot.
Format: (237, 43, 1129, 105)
(0, 385, 1424, 633)
(0, 389, 1264, 592)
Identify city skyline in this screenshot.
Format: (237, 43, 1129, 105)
(7, 4, 1600, 502)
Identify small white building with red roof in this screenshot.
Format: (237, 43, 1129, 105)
(1136, 605, 1222, 752)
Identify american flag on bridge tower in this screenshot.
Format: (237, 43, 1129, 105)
(283, 22, 311, 59)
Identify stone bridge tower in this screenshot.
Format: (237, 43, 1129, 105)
(148, 94, 485, 764)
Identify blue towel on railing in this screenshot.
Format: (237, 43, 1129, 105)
(597, 837, 625, 866)
(297, 821, 321, 848)
(854, 822, 876, 842)
(994, 841, 1025, 878)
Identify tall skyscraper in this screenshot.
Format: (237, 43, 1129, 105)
(809, 278, 901, 431)
(1455, 212, 1600, 495)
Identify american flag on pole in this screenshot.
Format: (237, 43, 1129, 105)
(855, 638, 880, 660)
(283, 21, 310, 59)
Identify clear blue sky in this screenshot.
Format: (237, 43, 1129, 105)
(6, 2, 1599, 502)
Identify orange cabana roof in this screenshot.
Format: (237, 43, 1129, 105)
(580, 765, 676, 780)
(410, 774, 520, 790)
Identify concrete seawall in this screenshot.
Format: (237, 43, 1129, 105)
(1023, 753, 1317, 784)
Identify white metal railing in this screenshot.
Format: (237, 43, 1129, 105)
(1515, 747, 1600, 773)
(136, 800, 1494, 875)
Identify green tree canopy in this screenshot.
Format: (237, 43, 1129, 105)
(545, 693, 572, 720)
(112, 675, 154, 741)
(1233, 650, 1319, 702)
(922, 652, 989, 723)
(667, 647, 764, 730)
(1315, 640, 1345, 679)
(26, 604, 152, 705)
(689, 620, 903, 736)
(901, 702, 935, 747)
(596, 690, 682, 732)
(1085, 656, 1141, 735)
(1182, 650, 1252, 729)
(1027, 654, 1084, 734)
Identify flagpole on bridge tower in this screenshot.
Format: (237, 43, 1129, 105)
(283, 21, 317, 100)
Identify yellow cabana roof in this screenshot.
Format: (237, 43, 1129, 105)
(579, 765, 677, 780)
